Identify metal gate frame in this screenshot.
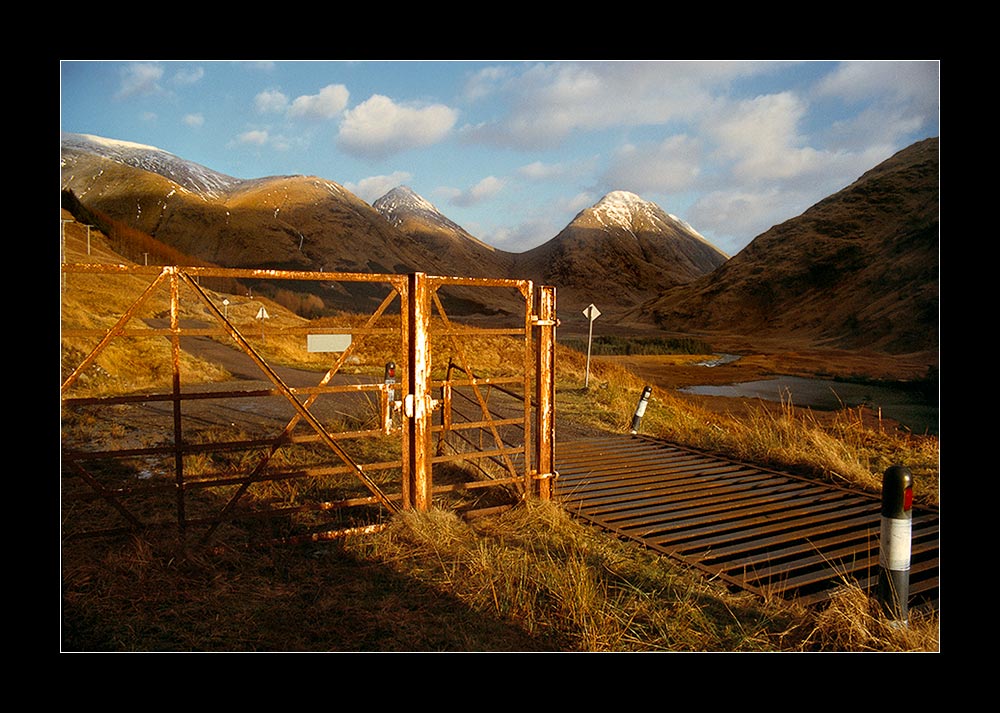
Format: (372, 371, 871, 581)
(61, 264, 556, 543)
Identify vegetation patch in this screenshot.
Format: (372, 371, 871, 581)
(560, 334, 713, 356)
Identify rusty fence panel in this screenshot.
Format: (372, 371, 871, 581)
(423, 276, 554, 511)
(61, 264, 557, 544)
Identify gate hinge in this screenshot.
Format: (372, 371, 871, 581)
(531, 316, 558, 327)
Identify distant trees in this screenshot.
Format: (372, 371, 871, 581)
(272, 288, 326, 319)
(560, 334, 713, 356)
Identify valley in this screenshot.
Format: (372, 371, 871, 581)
(60, 132, 940, 439)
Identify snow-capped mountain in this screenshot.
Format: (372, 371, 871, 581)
(61, 132, 735, 322)
(373, 186, 453, 231)
(59, 131, 939, 353)
(61, 133, 244, 199)
(513, 190, 730, 314)
(585, 190, 718, 251)
(372, 186, 514, 276)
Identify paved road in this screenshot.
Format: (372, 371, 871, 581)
(135, 318, 610, 445)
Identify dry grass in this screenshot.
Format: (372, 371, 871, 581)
(60, 224, 940, 652)
(804, 582, 940, 651)
(61, 500, 938, 652)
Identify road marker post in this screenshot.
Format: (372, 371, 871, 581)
(630, 385, 653, 434)
(878, 465, 913, 626)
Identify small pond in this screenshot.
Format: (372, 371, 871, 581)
(679, 374, 938, 435)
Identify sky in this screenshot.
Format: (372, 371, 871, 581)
(59, 60, 939, 257)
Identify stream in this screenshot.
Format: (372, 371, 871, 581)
(679, 366, 938, 435)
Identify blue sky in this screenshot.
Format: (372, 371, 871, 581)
(59, 60, 939, 256)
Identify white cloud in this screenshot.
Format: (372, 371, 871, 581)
(556, 192, 597, 219)
(478, 215, 557, 253)
(814, 61, 939, 151)
(449, 176, 505, 207)
(172, 66, 204, 86)
(706, 92, 815, 182)
(288, 84, 350, 120)
(815, 60, 939, 108)
(183, 113, 204, 127)
(338, 94, 458, 158)
(462, 60, 757, 149)
(519, 161, 567, 181)
(517, 161, 573, 181)
(116, 63, 164, 99)
(345, 171, 414, 202)
(255, 89, 288, 114)
(686, 187, 789, 255)
(603, 134, 704, 194)
(237, 129, 269, 146)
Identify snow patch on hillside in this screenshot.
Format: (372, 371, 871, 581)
(61, 132, 242, 199)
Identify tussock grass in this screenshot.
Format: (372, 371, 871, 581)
(804, 582, 940, 652)
(60, 271, 233, 395)
(61, 501, 938, 651)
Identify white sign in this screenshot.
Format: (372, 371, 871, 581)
(583, 303, 601, 388)
(307, 334, 353, 353)
(256, 306, 270, 320)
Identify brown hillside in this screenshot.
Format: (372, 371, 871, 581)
(61, 153, 520, 317)
(633, 138, 939, 356)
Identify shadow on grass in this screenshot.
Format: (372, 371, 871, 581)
(61, 532, 560, 653)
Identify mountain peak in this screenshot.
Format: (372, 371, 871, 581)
(574, 190, 712, 247)
(373, 185, 440, 223)
(372, 185, 500, 258)
(596, 190, 648, 209)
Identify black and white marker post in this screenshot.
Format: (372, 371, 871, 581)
(878, 465, 913, 626)
(630, 385, 653, 434)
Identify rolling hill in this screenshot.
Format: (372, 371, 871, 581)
(60, 132, 939, 359)
(630, 138, 939, 356)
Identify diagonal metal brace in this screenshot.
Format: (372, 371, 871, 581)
(178, 270, 400, 515)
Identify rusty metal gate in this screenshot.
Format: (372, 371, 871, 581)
(61, 264, 556, 544)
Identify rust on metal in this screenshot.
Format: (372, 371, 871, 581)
(61, 263, 557, 542)
(555, 435, 939, 612)
(534, 285, 557, 500)
(404, 271, 433, 511)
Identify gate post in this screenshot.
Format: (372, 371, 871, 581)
(404, 272, 433, 511)
(535, 285, 557, 501)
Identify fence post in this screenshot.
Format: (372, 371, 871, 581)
(404, 272, 432, 511)
(878, 465, 913, 626)
(535, 285, 557, 501)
